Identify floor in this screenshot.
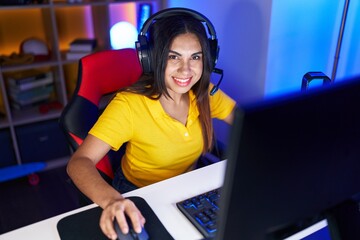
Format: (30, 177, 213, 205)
(0, 165, 85, 235)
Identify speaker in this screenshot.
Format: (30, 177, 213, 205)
(135, 7, 219, 74)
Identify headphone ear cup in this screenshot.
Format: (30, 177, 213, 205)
(209, 38, 219, 68)
(136, 35, 152, 74)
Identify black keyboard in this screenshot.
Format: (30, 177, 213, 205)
(176, 188, 221, 239)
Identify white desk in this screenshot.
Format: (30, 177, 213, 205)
(0, 160, 226, 240)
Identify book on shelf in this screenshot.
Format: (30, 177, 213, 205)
(7, 72, 54, 91)
(69, 38, 97, 52)
(65, 51, 92, 60)
(11, 97, 51, 110)
(6, 69, 47, 85)
(10, 84, 53, 109)
(9, 84, 54, 103)
(11, 91, 52, 106)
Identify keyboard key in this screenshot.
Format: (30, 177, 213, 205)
(207, 222, 217, 231)
(198, 215, 210, 224)
(182, 200, 193, 208)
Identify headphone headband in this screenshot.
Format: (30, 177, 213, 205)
(139, 7, 217, 40)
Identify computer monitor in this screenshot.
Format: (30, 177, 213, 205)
(216, 75, 360, 239)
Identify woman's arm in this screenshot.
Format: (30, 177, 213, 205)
(67, 135, 145, 239)
(67, 134, 119, 207)
(222, 106, 236, 125)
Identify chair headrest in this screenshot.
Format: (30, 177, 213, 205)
(77, 48, 142, 105)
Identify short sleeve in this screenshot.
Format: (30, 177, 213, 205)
(209, 86, 236, 120)
(89, 93, 133, 151)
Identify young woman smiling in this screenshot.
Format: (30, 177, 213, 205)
(67, 8, 236, 239)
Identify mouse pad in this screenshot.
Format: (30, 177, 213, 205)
(57, 196, 174, 240)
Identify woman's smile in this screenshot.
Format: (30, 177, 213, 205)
(173, 77, 192, 87)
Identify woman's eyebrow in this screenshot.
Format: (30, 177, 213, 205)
(192, 51, 203, 56)
(168, 50, 203, 56)
(169, 50, 181, 56)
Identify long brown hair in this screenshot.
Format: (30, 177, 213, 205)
(124, 14, 214, 153)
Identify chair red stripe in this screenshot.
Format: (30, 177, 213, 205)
(68, 132, 114, 179)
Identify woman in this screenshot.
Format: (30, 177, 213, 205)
(67, 9, 236, 239)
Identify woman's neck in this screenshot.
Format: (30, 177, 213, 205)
(159, 93, 189, 125)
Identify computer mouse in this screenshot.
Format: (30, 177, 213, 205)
(114, 218, 149, 240)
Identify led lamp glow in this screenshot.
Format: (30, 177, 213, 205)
(110, 21, 138, 49)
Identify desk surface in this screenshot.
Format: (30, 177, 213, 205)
(0, 160, 226, 240)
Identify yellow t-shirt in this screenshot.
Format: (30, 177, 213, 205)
(89, 87, 235, 187)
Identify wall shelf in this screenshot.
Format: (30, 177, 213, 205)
(0, 0, 163, 174)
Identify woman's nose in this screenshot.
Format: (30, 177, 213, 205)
(178, 60, 191, 73)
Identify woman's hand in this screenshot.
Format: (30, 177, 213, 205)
(99, 198, 146, 240)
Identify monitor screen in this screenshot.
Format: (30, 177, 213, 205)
(216, 75, 360, 239)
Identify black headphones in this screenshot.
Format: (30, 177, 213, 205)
(135, 7, 223, 95)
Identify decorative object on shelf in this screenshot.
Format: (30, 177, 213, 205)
(66, 38, 97, 60)
(0, 52, 34, 66)
(20, 37, 50, 61)
(110, 21, 138, 49)
(38, 100, 63, 114)
(0, 38, 48, 66)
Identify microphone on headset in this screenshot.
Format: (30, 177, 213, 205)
(210, 68, 224, 96)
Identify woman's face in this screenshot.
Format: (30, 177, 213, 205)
(164, 33, 203, 96)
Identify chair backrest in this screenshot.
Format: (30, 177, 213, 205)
(59, 48, 142, 182)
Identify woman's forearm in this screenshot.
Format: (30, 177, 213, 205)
(67, 156, 123, 209)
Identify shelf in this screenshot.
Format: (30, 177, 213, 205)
(0, 3, 51, 11)
(11, 107, 62, 126)
(0, 0, 163, 179)
(0, 60, 59, 73)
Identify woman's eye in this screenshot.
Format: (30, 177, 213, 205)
(192, 55, 201, 60)
(168, 55, 178, 60)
